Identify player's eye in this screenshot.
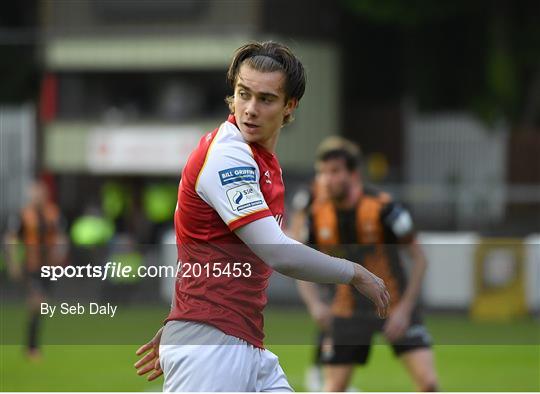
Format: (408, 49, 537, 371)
(239, 91, 249, 99)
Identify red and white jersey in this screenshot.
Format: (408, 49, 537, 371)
(166, 114, 285, 348)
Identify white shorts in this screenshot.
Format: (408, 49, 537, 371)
(160, 320, 293, 392)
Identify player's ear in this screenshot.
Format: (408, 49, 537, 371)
(284, 98, 298, 116)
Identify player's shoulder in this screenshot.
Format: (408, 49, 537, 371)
(367, 187, 415, 239)
(362, 184, 410, 223)
(360, 185, 414, 238)
(184, 118, 254, 179)
(209, 117, 254, 161)
(362, 184, 393, 205)
(195, 118, 261, 193)
(189, 119, 246, 160)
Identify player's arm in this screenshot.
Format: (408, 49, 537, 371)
(289, 195, 332, 329)
(286, 188, 311, 241)
(3, 214, 23, 280)
(381, 203, 427, 341)
(383, 237, 427, 341)
(4, 233, 22, 280)
(399, 238, 428, 312)
(297, 280, 332, 330)
(235, 216, 390, 318)
(196, 139, 389, 316)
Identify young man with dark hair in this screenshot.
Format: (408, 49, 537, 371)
(295, 137, 439, 391)
(134, 42, 390, 392)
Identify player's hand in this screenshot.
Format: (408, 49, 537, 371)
(308, 302, 332, 331)
(134, 326, 164, 381)
(383, 302, 411, 342)
(350, 264, 390, 319)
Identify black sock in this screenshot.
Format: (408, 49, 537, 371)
(28, 311, 41, 351)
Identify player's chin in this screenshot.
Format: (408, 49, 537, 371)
(240, 130, 261, 143)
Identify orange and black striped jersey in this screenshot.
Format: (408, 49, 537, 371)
(308, 186, 415, 318)
(11, 202, 61, 272)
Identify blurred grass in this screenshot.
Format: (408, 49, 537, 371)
(2, 304, 538, 345)
(1, 303, 539, 391)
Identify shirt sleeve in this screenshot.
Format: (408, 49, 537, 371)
(381, 202, 415, 243)
(235, 216, 355, 284)
(195, 139, 272, 231)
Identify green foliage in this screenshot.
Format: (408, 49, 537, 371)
(143, 184, 177, 223)
(70, 215, 115, 246)
(342, 0, 539, 126)
(102, 182, 132, 220)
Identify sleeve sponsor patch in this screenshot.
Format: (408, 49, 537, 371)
(218, 166, 256, 185)
(382, 203, 414, 238)
(390, 209, 413, 237)
(226, 183, 264, 212)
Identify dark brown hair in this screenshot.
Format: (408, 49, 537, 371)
(225, 41, 306, 125)
(316, 136, 362, 172)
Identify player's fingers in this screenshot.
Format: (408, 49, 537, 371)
(379, 290, 387, 309)
(147, 368, 163, 382)
(134, 350, 156, 369)
(381, 297, 389, 318)
(137, 362, 156, 376)
(135, 341, 153, 356)
(154, 357, 161, 371)
(382, 290, 390, 309)
(381, 305, 389, 319)
(376, 296, 387, 319)
(134, 358, 156, 372)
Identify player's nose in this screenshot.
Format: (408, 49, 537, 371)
(244, 98, 258, 117)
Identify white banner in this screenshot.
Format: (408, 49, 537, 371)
(87, 126, 203, 174)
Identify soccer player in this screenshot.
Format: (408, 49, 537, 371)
(4, 178, 66, 359)
(134, 41, 390, 392)
(295, 137, 439, 392)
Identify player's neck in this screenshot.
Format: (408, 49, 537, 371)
(256, 129, 280, 154)
(334, 183, 362, 210)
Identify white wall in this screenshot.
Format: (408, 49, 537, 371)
(417, 232, 479, 309)
(404, 111, 508, 227)
(525, 234, 540, 311)
(267, 232, 540, 312)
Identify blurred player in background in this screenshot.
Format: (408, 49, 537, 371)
(134, 41, 390, 392)
(293, 137, 439, 392)
(4, 178, 66, 359)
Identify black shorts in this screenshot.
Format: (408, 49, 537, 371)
(316, 309, 432, 365)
